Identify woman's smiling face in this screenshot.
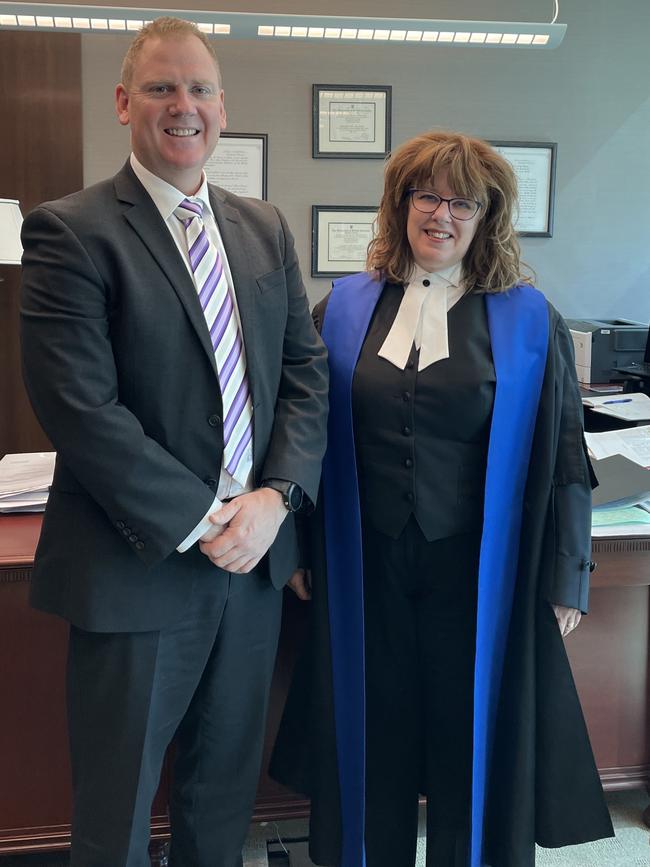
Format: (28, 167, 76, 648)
(406, 168, 481, 273)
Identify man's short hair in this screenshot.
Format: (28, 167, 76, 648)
(121, 17, 222, 89)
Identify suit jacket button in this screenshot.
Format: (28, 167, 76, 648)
(402, 426, 412, 436)
(116, 521, 125, 530)
(122, 528, 130, 536)
(205, 477, 219, 492)
(128, 534, 138, 543)
(404, 458, 413, 468)
(404, 491, 415, 503)
(135, 541, 145, 551)
(208, 414, 221, 427)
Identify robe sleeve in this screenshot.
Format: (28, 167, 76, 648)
(293, 293, 332, 572)
(546, 314, 593, 614)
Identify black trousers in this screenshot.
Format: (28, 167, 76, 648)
(362, 518, 480, 867)
(66, 567, 282, 867)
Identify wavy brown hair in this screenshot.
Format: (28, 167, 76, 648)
(121, 17, 222, 90)
(367, 130, 532, 293)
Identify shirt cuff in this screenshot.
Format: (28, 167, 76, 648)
(177, 494, 223, 552)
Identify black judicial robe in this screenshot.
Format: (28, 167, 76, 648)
(270, 275, 613, 867)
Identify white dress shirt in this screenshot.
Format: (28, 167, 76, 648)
(129, 155, 253, 552)
(378, 262, 467, 371)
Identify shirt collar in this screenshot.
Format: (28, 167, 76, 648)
(129, 153, 214, 221)
(406, 261, 463, 290)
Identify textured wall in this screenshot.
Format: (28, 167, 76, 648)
(78, 0, 649, 321)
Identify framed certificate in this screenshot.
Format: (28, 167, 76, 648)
(490, 141, 557, 237)
(312, 205, 378, 277)
(313, 85, 391, 159)
(204, 133, 268, 200)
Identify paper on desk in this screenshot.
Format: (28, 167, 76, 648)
(0, 493, 47, 513)
(0, 452, 55, 495)
(591, 499, 650, 535)
(592, 505, 650, 527)
(591, 521, 650, 537)
(582, 392, 650, 421)
(0, 452, 55, 512)
(585, 425, 650, 468)
(591, 454, 650, 509)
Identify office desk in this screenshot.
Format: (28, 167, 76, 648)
(0, 515, 648, 857)
(0, 514, 308, 859)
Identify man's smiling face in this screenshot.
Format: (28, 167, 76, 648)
(115, 34, 226, 195)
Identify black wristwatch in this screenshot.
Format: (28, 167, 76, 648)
(262, 479, 304, 512)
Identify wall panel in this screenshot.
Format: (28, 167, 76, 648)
(0, 32, 83, 456)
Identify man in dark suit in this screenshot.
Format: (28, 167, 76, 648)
(20, 17, 328, 867)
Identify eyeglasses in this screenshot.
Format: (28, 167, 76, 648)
(407, 189, 481, 221)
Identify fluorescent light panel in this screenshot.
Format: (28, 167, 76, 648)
(0, 4, 566, 48)
(253, 25, 558, 45)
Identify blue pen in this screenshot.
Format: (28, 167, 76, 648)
(602, 398, 633, 405)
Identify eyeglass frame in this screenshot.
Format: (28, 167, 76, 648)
(406, 188, 482, 221)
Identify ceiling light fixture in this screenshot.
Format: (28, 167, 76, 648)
(0, 2, 566, 47)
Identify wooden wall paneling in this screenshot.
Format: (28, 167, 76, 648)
(0, 32, 83, 457)
(0, 266, 50, 456)
(0, 32, 83, 214)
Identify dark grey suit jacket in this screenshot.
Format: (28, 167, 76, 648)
(20, 161, 328, 632)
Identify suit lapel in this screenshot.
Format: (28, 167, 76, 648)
(209, 186, 259, 405)
(113, 163, 218, 379)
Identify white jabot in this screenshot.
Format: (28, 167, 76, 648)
(378, 263, 466, 371)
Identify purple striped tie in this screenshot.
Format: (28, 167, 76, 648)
(175, 198, 253, 486)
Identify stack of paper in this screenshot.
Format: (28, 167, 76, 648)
(582, 392, 650, 421)
(591, 503, 650, 537)
(591, 454, 650, 509)
(585, 439, 650, 537)
(585, 424, 650, 468)
(0, 452, 55, 513)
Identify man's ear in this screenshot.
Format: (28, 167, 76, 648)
(115, 84, 130, 127)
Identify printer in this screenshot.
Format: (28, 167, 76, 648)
(565, 319, 649, 384)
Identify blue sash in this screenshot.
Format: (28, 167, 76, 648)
(321, 272, 548, 867)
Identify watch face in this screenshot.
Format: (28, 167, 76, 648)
(287, 484, 303, 512)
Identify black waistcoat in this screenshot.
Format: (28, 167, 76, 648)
(352, 282, 495, 541)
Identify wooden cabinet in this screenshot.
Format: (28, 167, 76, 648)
(0, 515, 647, 855)
(0, 515, 309, 855)
(565, 536, 650, 789)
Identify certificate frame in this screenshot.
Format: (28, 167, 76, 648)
(204, 132, 268, 200)
(312, 84, 392, 159)
(489, 141, 557, 237)
(311, 205, 378, 278)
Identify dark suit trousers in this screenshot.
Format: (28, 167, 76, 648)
(66, 567, 282, 867)
(362, 518, 480, 867)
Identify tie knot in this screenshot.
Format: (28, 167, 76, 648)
(174, 198, 204, 225)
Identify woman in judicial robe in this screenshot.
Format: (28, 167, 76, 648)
(270, 131, 613, 867)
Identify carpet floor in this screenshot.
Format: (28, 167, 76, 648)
(0, 789, 647, 865)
